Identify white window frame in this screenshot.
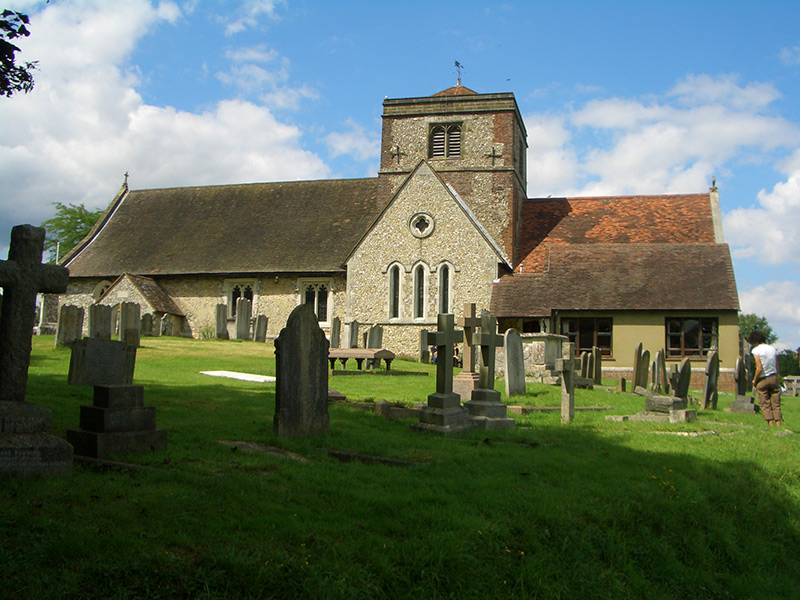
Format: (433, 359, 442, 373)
(224, 279, 256, 319)
(298, 278, 332, 326)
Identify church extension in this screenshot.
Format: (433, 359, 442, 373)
(57, 84, 740, 386)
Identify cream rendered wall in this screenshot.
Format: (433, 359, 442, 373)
(347, 163, 503, 357)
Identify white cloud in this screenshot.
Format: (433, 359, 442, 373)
(524, 114, 577, 196)
(0, 0, 328, 255)
(779, 46, 800, 67)
(324, 119, 380, 162)
(739, 280, 800, 349)
(223, 0, 283, 36)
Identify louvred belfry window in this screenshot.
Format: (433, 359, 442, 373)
(429, 124, 461, 158)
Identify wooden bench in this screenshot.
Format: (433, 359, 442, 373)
(328, 348, 396, 371)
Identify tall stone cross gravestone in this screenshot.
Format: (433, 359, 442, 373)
(273, 304, 329, 437)
(453, 303, 482, 400)
(555, 341, 576, 424)
(413, 313, 472, 434)
(466, 314, 515, 430)
(0, 225, 72, 476)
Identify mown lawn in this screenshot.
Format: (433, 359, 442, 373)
(3, 336, 799, 599)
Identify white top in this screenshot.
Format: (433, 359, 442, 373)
(752, 343, 778, 378)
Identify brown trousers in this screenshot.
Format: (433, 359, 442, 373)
(756, 374, 782, 421)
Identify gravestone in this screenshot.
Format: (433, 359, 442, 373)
(55, 305, 84, 348)
(580, 351, 590, 378)
(413, 313, 472, 434)
(36, 292, 59, 335)
(235, 298, 252, 340)
(215, 304, 229, 340)
(671, 358, 692, 401)
(0, 224, 72, 476)
(118, 302, 141, 347)
(160, 313, 173, 337)
(631, 343, 644, 393)
(635, 349, 650, 393)
(555, 341, 576, 424)
(366, 324, 384, 369)
(503, 328, 526, 396)
(254, 315, 269, 343)
(273, 304, 329, 437)
(68, 338, 137, 386)
(140, 313, 154, 337)
(67, 384, 167, 458)
(453, 303, 482, 400)
(650, 350, 669, 395)
(88, 304, 113, 339)
(111, 308, 119, 337)
(419, 329, 430, 363)
(728, 356, 758, 413)
(330, 316, 341, 349)
(465, 315, 515, 430)
(701, 350, 720, 410)
(743, 343, 754, 393)
(347, 320, 359, 348)
(592, 346, 602, 385)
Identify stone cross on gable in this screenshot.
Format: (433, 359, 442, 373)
(0, 225, 69, 402)
(456, 303, 481, 373)
(473, 314, 503, 390)
(428, 313, 463, 395)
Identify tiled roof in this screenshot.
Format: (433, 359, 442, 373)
(491, 243, 739, 316)
(518, 194, 716, 271)
(432, 85, 478, 97)
(65, 178, 384, 278)
(123, 274, 184, 315)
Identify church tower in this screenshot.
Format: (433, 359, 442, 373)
(378, 84, 528, 265)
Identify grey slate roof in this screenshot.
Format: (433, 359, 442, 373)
(490, 243, 740, 317)
(64, 178, 384, 278)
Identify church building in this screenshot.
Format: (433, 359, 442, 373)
(58, 83, 740, 386)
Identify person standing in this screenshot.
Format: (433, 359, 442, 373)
(749, 330, 782, 427)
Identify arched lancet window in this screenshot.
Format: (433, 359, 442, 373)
(231, 283, 253, 317)
(428, 124, 461, 158)
(438, 264, 450, 315)
(413, 264, 426, 319)
(389, 264, 401, 319)
(304, 282, 328, 322)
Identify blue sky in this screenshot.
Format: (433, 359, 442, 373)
(2, 0, 800, 349)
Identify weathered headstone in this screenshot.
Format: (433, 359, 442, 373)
(347, 320, 359, 348)
(555, 341, 576, 424)
(0, 224, 72, 476)
(235, 297, 252, 340)
(504, 328, 526, 396)
(743, 343, 754, 393)
(453, 303, 482, 400)
(118, 302, 141, 347)
(671, 358, 692, 401)
(273, 304, 330, 437)
(254, 315, 268, 343)
(635, 349, 650, 394)
(160, 313, 173, 337)
(365, 324, 384, 369)
(650, 350, 669, 395)
(592, 346, 602, 385)
(728, 356, 758, 413)
(701, 350, 720, 410)
(413, 313, 472, 434)
(55, 305, 84, 348)
(140, 313, 154, 337)
(466, 315, 515, 430)
(419, 329, 430, 363)
(88, 304, 113, 339)
(631, 342, 643, 393)
(580, 351, 590, 378)
(68, 338, 137, 386)
(330, 316, 341, 349)
(67, 384, 167, 458)
(215, 303, 229, 340)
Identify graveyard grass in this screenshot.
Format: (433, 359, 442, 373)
(4, 338, 800, 600)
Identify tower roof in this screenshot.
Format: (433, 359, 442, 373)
(432, 84, 478, 97)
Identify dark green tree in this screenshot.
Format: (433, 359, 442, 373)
(1, 9, 37, 97)
(738, 313, 778, 345)
(778, 350, 800, 377)
(40, 202, 103, 263)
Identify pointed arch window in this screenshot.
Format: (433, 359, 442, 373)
(389, 264, 401, 319)
(226, 280, 255, 318)
(438, 263, 451, 315)
(428, 123, 462, 158)
(413, 264, 426, 319)
(304, 282, 328, 323)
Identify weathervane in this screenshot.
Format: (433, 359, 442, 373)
(454, 60, 464, 86)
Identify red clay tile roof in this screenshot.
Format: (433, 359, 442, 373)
(64, 178, 384, 278)
(518, 194, 716, 272)
(432, 85, 478, 97)
(491, 243, 739, 316)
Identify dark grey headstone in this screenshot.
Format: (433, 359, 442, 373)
(273, 304, 330, 437)
(88, 304, 113, 339)
(419, 329, 430, 363)
(734, 356, 747, 397)
(254, 315, 268, 343)
(631, 343, 643, 392)
(235, 298, 252, 340)
(592, 346, 602, 385)
(556, 342, 576, 424)
(673, 358, 692, 400)
(330, 316, 341, 349)
(347, 320, 359, 348)
(637, 349, 651, 390)
(140, 313, 154, 337)
(68, 337, 136, 387)
(55, 305, 84, 348)
(215, 304, 229, 340)
(702, 350, 720, 410)
(367, 324, 383, 349)
(118, 302, 141, 347)
(504, 328, 526, 396)
(580, 351, 590, 378)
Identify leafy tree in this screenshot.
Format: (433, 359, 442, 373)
(738, 313, 778, 345)
(778, 349, 800, 377)
(1, 9, 37, 97)
(40, 202, 103, 263)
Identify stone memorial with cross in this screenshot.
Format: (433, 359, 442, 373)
(0, 225, 73, 476)
(555, 341, 576, 424)
(465, 314, 515, 430)
(413, 313, 472, 434)
(453, 303, 482, 401)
